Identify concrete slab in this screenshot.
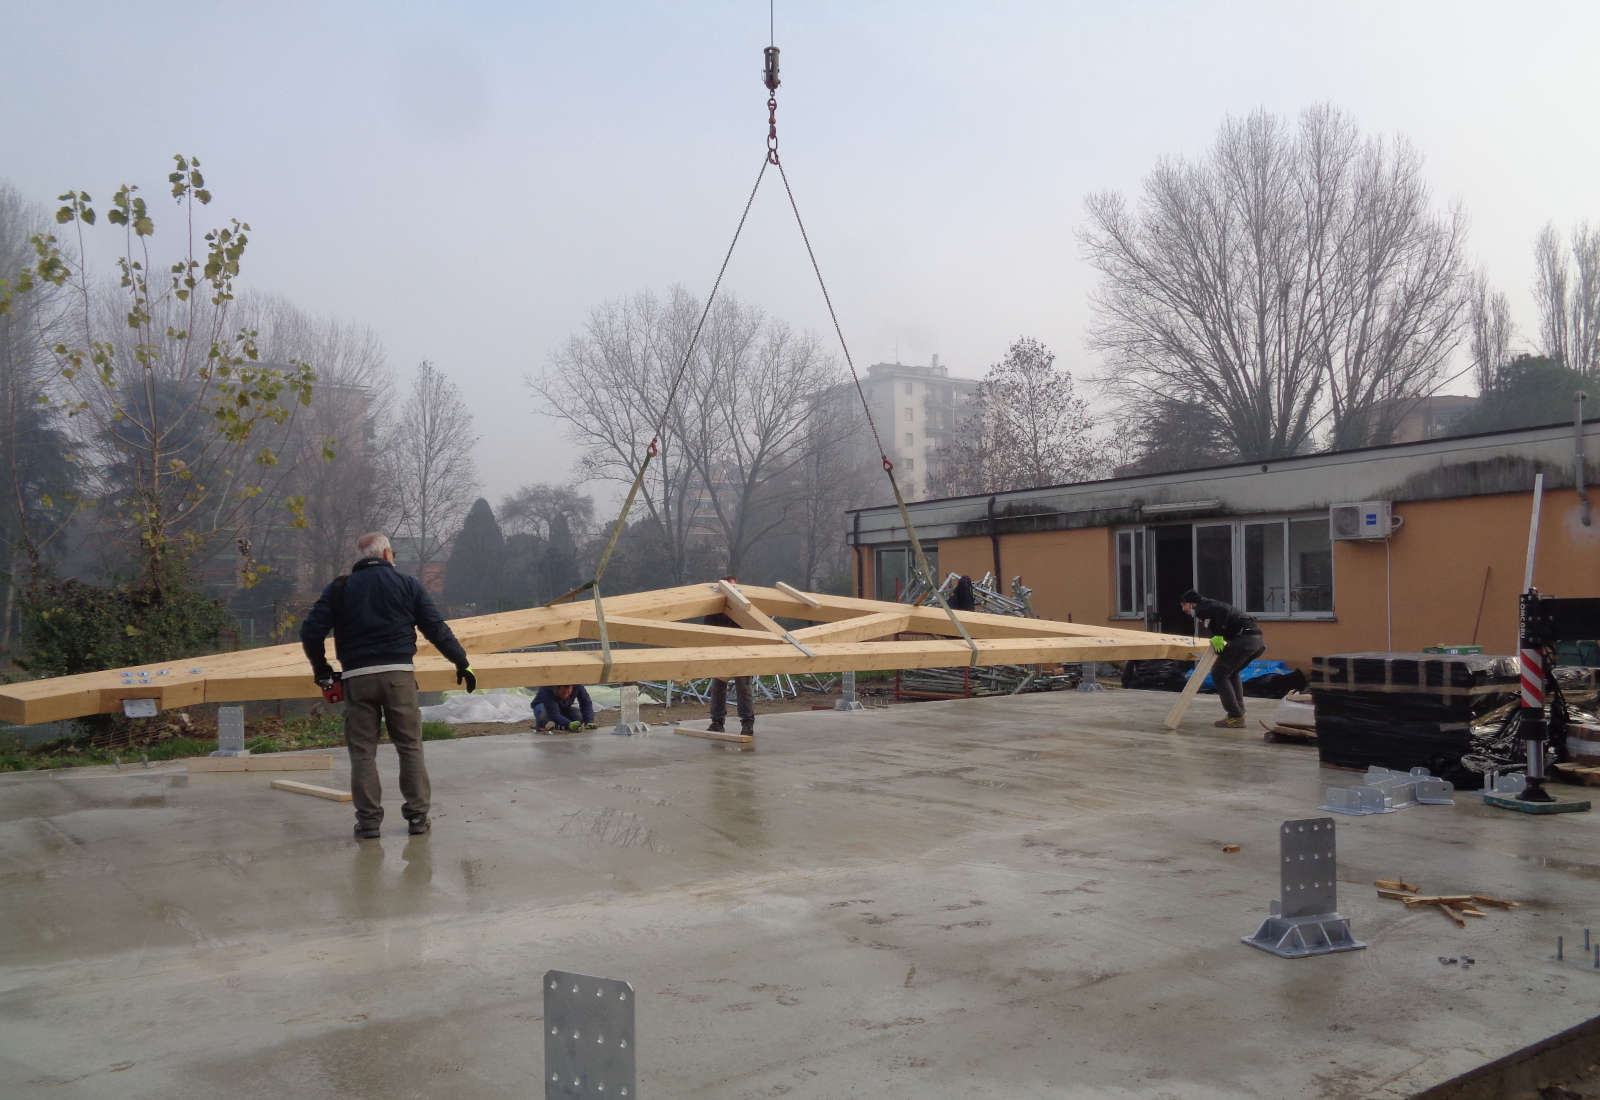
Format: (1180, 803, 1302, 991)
(1, 690, 1597, 1099)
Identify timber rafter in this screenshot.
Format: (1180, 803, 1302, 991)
(0, 582, 1207, 725)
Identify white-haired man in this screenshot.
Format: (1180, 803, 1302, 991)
(301, 532, 476, 838)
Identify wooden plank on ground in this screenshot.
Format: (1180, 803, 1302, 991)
(271, 779, 352, 802)
(673, 726, 753, 745)
(1164, 647, 1218, 730)
(188, 754, 334, 773)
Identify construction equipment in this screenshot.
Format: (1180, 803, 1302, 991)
(1501, 590, 1600, 810)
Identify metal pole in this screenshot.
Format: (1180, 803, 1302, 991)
(1522, 473, 1544, 594)
(1517, 591, 1554, 804)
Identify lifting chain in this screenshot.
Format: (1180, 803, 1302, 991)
(763, 46, 781, 165)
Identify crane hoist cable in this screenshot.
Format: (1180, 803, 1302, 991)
(552, 26, 979, 675)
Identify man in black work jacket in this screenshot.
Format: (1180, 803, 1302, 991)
(1179, 589, 1265, 729)
(301, 532, 476, 839)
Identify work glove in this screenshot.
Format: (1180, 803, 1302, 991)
(566, 719, 583, 732)
(456, 664, 477, 693)
(311, 661, 335, 688)
(538, 720, 556, 732)
(583, 721, 598, 730)
(1210, 635, 1226, 654)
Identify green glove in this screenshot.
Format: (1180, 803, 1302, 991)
(1210, 635, 1226, 654)
(566, 719, 582, 732)
(583, 721, 598, 730)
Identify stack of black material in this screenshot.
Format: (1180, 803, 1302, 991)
(1310, 652, 1519, 780)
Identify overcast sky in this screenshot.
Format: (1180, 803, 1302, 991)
(3, 0, 1594, 506)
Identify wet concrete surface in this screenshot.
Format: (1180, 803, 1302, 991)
(1, 689, 1596, 1098)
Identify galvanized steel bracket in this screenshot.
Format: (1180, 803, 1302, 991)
(544, 969, 636, 1097)
(1242, 817, 1366, 959)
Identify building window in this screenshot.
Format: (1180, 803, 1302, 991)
(1115, 529, 1145, 617)
(1116, 516, 1333, 620)
(903, 457, 914, 471)
(1243, 521, 1287, 614)
(875, 546, 937, 601)
(1242, 518, 1332, 615)
(903, 407, 913, 422)
(1289, 517, 1333, 611)
(905, 382, 914, 395)
(904, 432, 914, 447)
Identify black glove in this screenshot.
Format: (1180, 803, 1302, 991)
(312, 663, 335, 689)
(456, 664, 477, 693)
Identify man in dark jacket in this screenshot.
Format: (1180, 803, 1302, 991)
(1180, 589, 1265, 729)
(301, 532, 476, 839)
(531, 684, 596, 732)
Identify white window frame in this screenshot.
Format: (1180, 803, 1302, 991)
(1111, 515, 1335, 622)
(1112, 528, 1146, 619)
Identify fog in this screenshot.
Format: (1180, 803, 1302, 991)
(3, 0, 1593, 503)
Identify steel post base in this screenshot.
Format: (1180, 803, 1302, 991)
(1243, 908, 1366, 959)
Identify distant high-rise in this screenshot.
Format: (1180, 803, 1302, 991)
(820, 354, 977, 502)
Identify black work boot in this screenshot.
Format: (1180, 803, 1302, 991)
(354, 821, 381, 840)
(707, 721, 725, 733)
(740, 721, 755, 736)
(408, 816, 431, 836)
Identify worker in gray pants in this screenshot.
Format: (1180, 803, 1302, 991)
(1180, 589, 1266, 728)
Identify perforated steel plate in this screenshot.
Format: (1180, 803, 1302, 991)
(1279, 817, 1337, 919)
(544, 969, 636, 1098)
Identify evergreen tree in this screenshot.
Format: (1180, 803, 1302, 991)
(445, 498, 505, 609)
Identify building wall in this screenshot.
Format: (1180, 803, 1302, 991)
(858, 488, 1598, 671)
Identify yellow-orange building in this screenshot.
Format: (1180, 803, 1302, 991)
(847, 421, 1600, 671)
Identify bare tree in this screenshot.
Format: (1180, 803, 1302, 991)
(499, 481, 594, 542)
(929, 338, 1098, 495)
(0, 183, 77, 644)
(243, 293, 395, 584)
(386, 360, 477, 572)
(792, 400, 878, 590)
(1468, 271, 1515, 395)
(537, 287, 850, 583)
(537, 288, 706, 584)
(680, 304, 846, 576)
(1084, 105, 1469, 458)
(1534, 222, 1600, 378)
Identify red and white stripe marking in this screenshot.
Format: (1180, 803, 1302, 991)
(1520, 647, 1545, 709)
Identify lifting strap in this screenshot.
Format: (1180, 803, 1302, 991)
(551, 36, 979, 674)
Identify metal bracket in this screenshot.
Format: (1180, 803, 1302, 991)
(1242, 817, 1366, 959)
(544, 969, 636, 1098)
(209, 704, 250, 758)
(834, 669, 865, 712)
(1322, 766, 1454, 815)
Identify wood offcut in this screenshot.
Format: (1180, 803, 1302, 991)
(271, 780, 353, 802)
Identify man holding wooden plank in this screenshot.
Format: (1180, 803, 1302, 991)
(301, 532, 477, 839)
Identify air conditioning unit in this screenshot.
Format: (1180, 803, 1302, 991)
(1329, 501, 1393, 541)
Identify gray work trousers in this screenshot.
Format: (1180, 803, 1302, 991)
(709, 676, 755, 730)
(1213, 633, 1266, 719)
(344, 671, 430, 826)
